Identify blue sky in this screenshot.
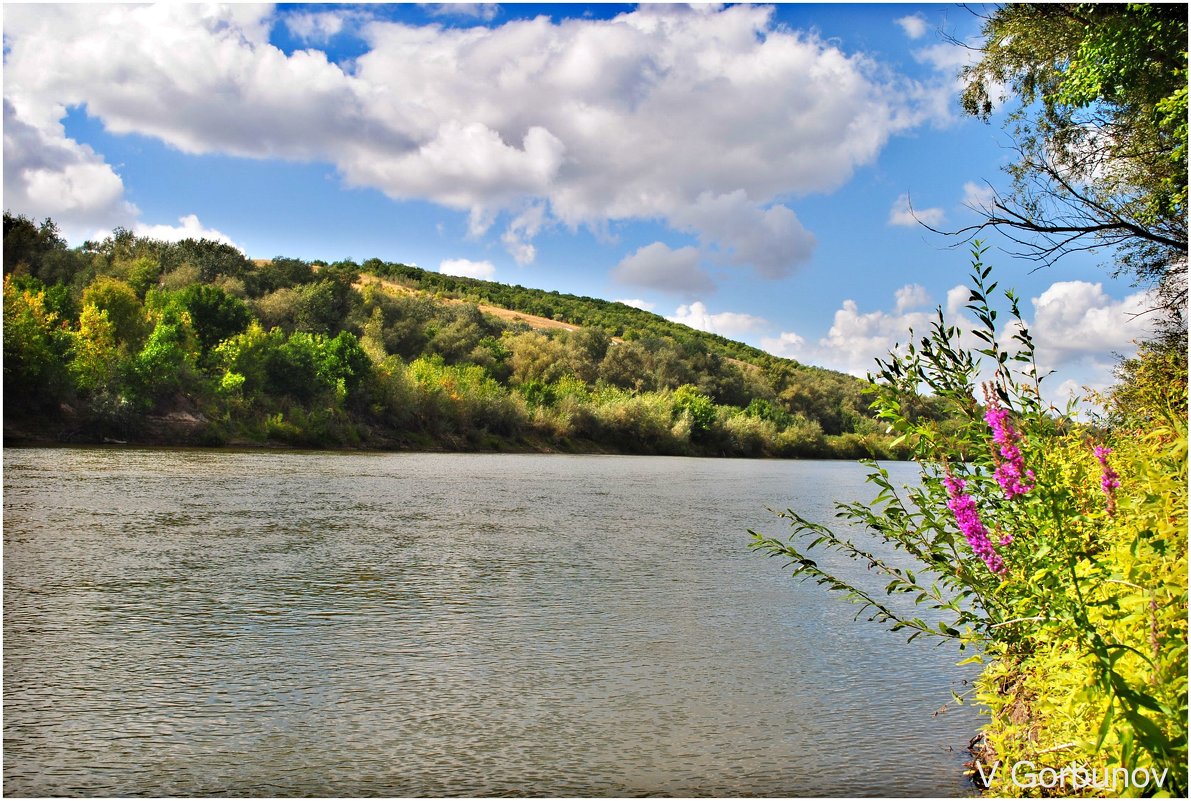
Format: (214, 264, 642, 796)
(3, 3, 1158, 401)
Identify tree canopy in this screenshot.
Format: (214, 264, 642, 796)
(957, 3, 1188, 335)
(3, 212, 907, 458)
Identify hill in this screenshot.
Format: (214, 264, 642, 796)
(3, 213, 937, 457)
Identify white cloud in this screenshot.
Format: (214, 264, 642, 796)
(1028, 281, 1155, 382)
(888, 192, 945, 227)
(762, 282, 986, 377)
(961, 181, 997, 212)
(913, 39, 982, 76)
(762, 281, 1155, 401)
(134, 214, 239, 248)
(896, 15, 928, 40)
(668, 301, 769, 337)
(439, 258, 496, 280)
(611, 242, 715, 296)
(895, 283, 930, 313)
(762, 295, 943, 377)
(500, 202, 549, 265)
(614, 298, 656, 312)
(423, 4, 500, 21)
(284, 11, 347, 44)
(1, 4, 952, 280)
(2, 100, 137, 240)
(761, 331, 807, 358)
(670, 191, 817, 279)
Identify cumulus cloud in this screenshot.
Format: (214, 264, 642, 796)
(668, 301, 769, 337)
(895, 283, 930, 313)
(762, 281, 1154, 400)
(762, 292, 944, 376)
(1, 3, 952, 277)
(961, 180, 997, 212)
(500, 203, 549, 265)
(670, 191, 817, 279)
(134, 214, 239, 247)
(423, 4, 500, 21)
(888, 192, 945, 227)
(284, 11, 347, 43)
(1028, 281, 1155, 379)
(896, 14, 928, 40)
(612, 242, 715, 297)
(615, 298, 656, 312)
(762, 331, 807, 357)
(439, 258, 496, 280)
(2, 100, 137, 239)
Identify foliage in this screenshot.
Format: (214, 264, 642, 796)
(69, 304, 122, 395)
(3, 274, 71, 409)
(81, 276, 147, 348)
(3, 216, 935, 456)
(175, 284, 252, 357)
(673, 384, 717, 437)
(3, 212, 68, 276)
(129, 301, 199, 408)
(959, 3, 1188, 333)
(751, 246, 1187, 796)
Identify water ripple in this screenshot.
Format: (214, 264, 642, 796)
(5, 448, 978, 797)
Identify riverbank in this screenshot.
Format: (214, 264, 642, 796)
(2, 409, 617, 456)
(3, 404, 902, 460)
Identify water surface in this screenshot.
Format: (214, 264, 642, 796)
(4, 448, 977, 796)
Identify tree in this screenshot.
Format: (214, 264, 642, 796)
(3, 212, 67, 277)
(70, 304, 121, 395)
(164, 238, 251, 283)
(129, 302, 199, 407)
(176, 284, 251, 356)
(81, 276, 147, 348)
(3, 275, 70, 408)
(672, 384, 716, 437)
(954, 4, 1188, 333)
(246, 256, 315, 296)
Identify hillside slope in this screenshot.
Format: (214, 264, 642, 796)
(4, 214, 936, 457)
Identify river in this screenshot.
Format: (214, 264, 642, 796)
(3, 447, 978, 796)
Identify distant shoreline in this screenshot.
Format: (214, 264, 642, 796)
(2, 417, 885, 461)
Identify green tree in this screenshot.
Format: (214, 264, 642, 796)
(508, 330, 571, 385)
(213, 321, 282, 400)
(246, 256, 315, 296)
(958, 3, 1188, 330)
(164, 238, 251, 283)
(673, 384, 716, 437)
(117, 256, 162, 299)
(3, 212, 66, 276)
(3, 275, 70, 409)
(81, 276, 147, 348)
(129, 302, 199, 408)
(176, 284, 252, 356)
(69, 304, 122, 395)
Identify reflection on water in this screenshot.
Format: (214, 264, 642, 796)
(4, 448, 977, 796)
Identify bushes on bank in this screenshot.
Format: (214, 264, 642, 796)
(3, 214, 919, 458)
(752, 249, 1188, 797)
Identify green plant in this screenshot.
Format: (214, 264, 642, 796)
(751, 245, 1187, 796)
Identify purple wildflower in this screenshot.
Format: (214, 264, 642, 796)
(1093, 445, 1120, 515)
(983, 386, 1035, 499)
(943, 472, 1007, 576)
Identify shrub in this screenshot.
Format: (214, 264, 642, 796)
(752, 247, 1187, 797)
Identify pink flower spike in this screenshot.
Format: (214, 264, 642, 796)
(982, 385, 1034, 499)
(1093, 444, 1120, 515)
(943, 472, 1007, 576)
